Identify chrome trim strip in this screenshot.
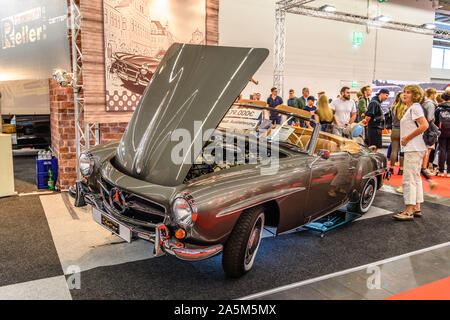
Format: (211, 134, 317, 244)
(362, 168, 387, 180)
(216, 186, 306, 217)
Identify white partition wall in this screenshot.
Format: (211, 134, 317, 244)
(219, 0, 434, 100)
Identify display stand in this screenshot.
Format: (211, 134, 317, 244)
(305, 208, 361, 238)
(0, 134, 16, 197)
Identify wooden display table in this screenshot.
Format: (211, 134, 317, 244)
(0, 134, 15, 197)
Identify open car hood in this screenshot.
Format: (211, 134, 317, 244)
(114, 43, 269, 186)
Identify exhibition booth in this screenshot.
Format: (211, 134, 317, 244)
(0, 0, 449, 304)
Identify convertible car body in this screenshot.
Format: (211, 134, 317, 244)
(74, 43, 388, 278)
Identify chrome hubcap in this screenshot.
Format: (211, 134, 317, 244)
(361, 182, 375, 209)
(245, 214, 264, 268)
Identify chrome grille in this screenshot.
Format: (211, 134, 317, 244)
(99, 177, 166, 227)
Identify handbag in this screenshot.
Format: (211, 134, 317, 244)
(413, 108, 441, 147)
(384, 110, 392, 130)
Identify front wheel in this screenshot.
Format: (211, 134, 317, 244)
(347, 177, 377, 214)
(222, 206, 265, 278)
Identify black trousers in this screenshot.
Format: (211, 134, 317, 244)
(364, 126, 369, 145)
(438, 137, 450, 172)
(368, 127, 382, 149)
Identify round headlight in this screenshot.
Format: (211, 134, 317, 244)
(172, 198, 193, 227)
(79, 152, 94, 177)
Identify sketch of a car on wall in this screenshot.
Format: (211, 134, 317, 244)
(72, 43, 389, 278)
(109, 52, 160, 94)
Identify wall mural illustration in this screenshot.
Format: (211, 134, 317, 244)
(103, 0, 206, 112)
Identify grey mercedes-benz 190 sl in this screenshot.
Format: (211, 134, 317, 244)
(73, 43, 388, 278)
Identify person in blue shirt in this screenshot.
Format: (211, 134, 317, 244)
(299, 96, 318, 128)
(304, 96, 317, 114)
(267, 87, 283, 124)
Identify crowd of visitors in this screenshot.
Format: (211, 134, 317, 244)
(246, 81, 450, 221)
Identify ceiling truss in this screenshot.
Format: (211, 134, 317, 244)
(273, 0, 450, 95)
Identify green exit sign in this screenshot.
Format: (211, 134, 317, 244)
(379, 0, 388, 2)
(352, 32, 363, 45)
(352, 80, 358, 88)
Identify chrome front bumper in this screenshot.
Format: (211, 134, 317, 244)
(70, 181, 223, 262)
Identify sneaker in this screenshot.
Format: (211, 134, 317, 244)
(438, 172, 445, 177)
(396, 187, 403, 194)
(393, 211, 414, 221)
(398, 169, 403, 175)
(423, 168, 434, 176)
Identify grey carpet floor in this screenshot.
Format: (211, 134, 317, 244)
(68, 191, 450, 300)
(0, 196, 63, 287)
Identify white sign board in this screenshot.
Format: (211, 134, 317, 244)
(0, 0, 70, 81)
(219, 107, 263, 130)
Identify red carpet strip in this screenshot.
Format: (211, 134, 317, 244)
(386, 277, 450, 300)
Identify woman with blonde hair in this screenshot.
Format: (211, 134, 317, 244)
(315, 94, 337, 133)
(389, 92, 407, 175)
(393, 85, 429, 221)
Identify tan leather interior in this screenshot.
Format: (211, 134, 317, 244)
(267, 125, 361, 154)
(238, 99, 267, 107)
(275, 104, 312, 119)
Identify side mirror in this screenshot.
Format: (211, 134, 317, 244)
(317, 149, 330, 160)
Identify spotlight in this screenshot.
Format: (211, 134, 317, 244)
(52, 69, 73, 87)
(319, 5, 336, 12)
(375, 15, 390, 22)
(421, 23, 436, 30)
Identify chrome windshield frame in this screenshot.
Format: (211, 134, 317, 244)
(227, 103, 321, 156)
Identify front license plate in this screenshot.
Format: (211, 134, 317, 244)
(92, 207, 132, 243)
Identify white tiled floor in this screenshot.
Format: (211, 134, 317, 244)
(40, 194, 154, 274)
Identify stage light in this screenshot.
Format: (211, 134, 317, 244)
(422, 23, 436, 30)
(375, 15, 391, 22)
(52, 69, 73, 87)
(319, 5, 336, 13)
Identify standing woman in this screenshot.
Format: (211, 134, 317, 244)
(389, 92, 407, 175)
(315, 94, 337, 133)
(393, 85, 429, 221)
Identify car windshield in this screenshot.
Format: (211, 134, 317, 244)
(217, 103, 318, 153)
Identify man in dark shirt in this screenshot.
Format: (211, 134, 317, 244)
(287, 89, 299, 109)
(267, 87, 283, 124)
(362, 89, 389, 148)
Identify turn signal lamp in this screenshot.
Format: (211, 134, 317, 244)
(175, 242, 184, 248)
(175, 228, 186, 239)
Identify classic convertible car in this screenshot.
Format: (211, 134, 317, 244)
(73, 43, 388, 278)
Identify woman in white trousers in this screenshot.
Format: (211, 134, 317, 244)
(393, 85, 429, 221)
